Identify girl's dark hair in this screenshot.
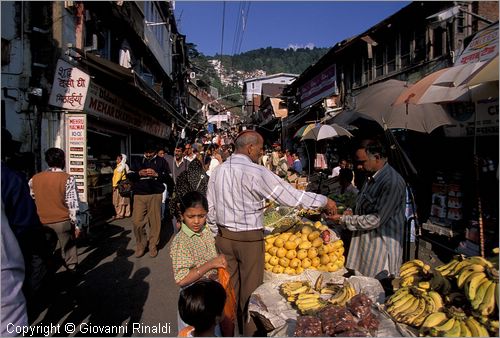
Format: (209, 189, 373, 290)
(45, 148, 65, 168)
(178, 279, 226, 332)
(179, 191, 208, 214)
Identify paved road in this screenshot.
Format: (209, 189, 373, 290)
(28, 217, 180, 337)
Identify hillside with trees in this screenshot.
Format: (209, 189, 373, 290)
(188, 45, 329, 109)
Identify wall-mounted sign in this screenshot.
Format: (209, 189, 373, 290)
(84, 82, 169, 138)
(65, 114, 88, 202)
(456, 22, 498, 65)
(49, 59, 90, 110)
(300, 64, 338, 108)
(444, 99, 499, 137)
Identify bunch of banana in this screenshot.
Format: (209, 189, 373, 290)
(435, 255, 465, 277)
(294, 293, 327, 314)
(319, 283, 341, 295)
(327, 280, 356, 307)
(398, 259, 432, 288)
(385, 286, 444, 328)
(421, 310, 491, 337)
(280, 280, 311, 300)
(478, 315, 499, 335)
(441, 255, 494, 280)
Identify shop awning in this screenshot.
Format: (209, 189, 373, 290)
(78, 51, 188, 126)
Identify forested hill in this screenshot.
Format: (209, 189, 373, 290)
(220, 47, 330, 74)
(188, 45, 330, 107)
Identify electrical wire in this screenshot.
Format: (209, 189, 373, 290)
(220, 1, 226, 58)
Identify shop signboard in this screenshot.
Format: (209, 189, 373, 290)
(455, 22, 498, 65)
(299, 64, 338, 108)
(84, 82, 169, 138)
(444, 99, 499, 137)
(49, 59, 90, 110)
(65, 114, 88, 203)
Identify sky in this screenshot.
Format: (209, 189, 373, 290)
(174, 1, 410, 56)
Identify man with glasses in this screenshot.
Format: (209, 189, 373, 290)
(326, 138, 406, 283)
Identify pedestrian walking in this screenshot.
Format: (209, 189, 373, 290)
(128, 144, 173, 258)
(29, 148, 82, 273)
(111, 154, 131, 220)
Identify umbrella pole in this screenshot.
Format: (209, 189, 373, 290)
(474, 156, 486, 258)
(472, 109, 485, 258)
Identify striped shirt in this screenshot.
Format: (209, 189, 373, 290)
(170, 223, 218, 283)
(207, 154, 327, 233)
(340, 163, 406, 278)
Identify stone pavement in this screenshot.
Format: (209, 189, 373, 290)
(28, 217, 180, 337)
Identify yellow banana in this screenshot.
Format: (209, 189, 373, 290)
(400, 259, 425, 271)
(297, 293, 320, 300)
(399, 265, 420, 278)
(459, 319, 472, 337)
(466, 272, 488, 301)
(320, 287, 336, 294)
(289, 285, 310, 295)
(465, 317, 489, 337)
(478, 281, 497, 316)
(400, 297, 427, 326)
(467, 256, 494, 269)
(437, 259, 460, 276)
(443, 318, 462, 337)
(417, 281, 431, 290)
(457, 264, 485, 288)
(420, 311, 448, 329)
(314, 274, 324, 291)
(386, 287, 410, 306)
(388, 294, 418, 318)
(427, 290, 444, 311)
(394, 296, 420, 321)
(432, 317, 456, 333)
(450, 259, 475, 276)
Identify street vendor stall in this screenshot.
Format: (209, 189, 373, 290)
(255, 211, 411, 336)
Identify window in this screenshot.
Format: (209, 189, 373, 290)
(432, 27, 445, 58)
(387, 40, 396, 73)
(414, 27, 427, 63)
(374, 44, 384, 78)
(1, 38, 10, 66)
(145, 1, 165, 47)
(353, 57, 362, 87)
(400, 30, 412, 68)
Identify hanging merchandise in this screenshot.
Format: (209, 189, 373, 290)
(180, 128, 186, 139)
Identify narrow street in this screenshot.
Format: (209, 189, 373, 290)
(28, 218, 179, 337)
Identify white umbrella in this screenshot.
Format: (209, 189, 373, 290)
(416, 61, 490, 104)
(462, 54, 499, 87)
(352, 79, 453, 133)
(301, 124, 353, 141)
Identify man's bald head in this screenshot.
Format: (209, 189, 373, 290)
(234, 130, 262, 150)
(234, 130, 264, 163)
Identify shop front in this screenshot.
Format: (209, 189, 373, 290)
(49, 58, 174, 220)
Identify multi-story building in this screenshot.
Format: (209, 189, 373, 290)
(1, 1, 190, 211)
(282, 1, 499, 258)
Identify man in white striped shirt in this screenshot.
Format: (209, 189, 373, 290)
(207, 130, 337, 336)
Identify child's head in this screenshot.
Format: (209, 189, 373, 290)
(179, 191, 208, 233)
(178, 279, 227, 333)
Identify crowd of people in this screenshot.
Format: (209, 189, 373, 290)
(2, 125, 407, 337)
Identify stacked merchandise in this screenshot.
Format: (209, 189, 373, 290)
(383, 253, 499, 337)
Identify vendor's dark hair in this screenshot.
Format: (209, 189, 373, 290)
(45, 148, 65, 169)
(360, 138, 387, 159)
(178, 279, 226, 332)
(179, 191, 208, 214)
